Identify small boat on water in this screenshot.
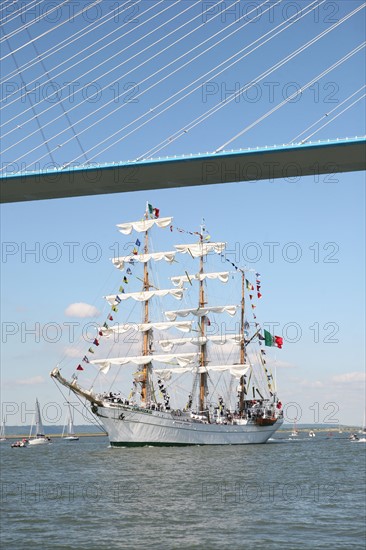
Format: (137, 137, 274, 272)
(290, 418, 299, 437)
(62, 404, 79, 441)
(309, 430, 315, 437)
(350, 434, 366, 442)
(28, 399, 51, 446)
(11, 439, 27, 448)
(0, 420, 6, 442)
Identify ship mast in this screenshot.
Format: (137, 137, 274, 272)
(239, 270, 246, 414)
(141, 213, 150, 404)
(199, 229, 207, 413)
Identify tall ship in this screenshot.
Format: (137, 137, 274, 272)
(51, 204, 284, 446)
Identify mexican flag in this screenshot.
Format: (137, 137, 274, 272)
(264, 330, 273, 347)
(147, 203, 160, 218)
(264, 330, 283, 349)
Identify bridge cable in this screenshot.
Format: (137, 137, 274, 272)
(293, 92, 366, 144)
(137, 6, 364, 160)
(0, 0, 43, 26)
(0, 0, 202, 129)
(3, 0, 281, 164)
(0, 0, 143, 88)
(0, 0, 104, 65)
(290, 84, 366, 143)
(213, 45, 366, 152)
(1, 0, 237, 159)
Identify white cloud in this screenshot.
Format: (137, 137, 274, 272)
(16, 376, 45, 385)
(332, 371, 366, 384)
(65, 302, 100, 318)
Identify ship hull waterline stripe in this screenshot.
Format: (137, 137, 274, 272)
(110, 441, 272, 447)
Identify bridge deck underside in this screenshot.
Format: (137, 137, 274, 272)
(1, 140, 365, 203)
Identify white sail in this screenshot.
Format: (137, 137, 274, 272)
(171, 271, 229, 287)
(154, 367, 193, 380)
(90, 352, 198, 374)
(112, 251, 176, 270)
(159, 334, 244, 351)
(0, 420, 5, 441)
(117, 217, 173, 235)
(165, 305, 237, 321)
(62, 404, 79, 441)
(34, 398, 44, 435)
(175, 242, 226, 257)
(154, 364, 250, 380)
(100, 320, 193, 336)
(67, 406, 76, 436)
(105, 288, 183, 305)
(198, 364, 250, 378)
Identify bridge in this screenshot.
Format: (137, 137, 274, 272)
(1, 137, 365, 203)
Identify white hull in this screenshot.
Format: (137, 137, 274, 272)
(96, 403, 283, 446)
(63, 436, 79, 441)
(28, 437, 50, 446)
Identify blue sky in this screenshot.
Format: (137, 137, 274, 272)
(0, 0, 365, 426)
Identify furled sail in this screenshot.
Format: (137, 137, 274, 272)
(105, 288, 183, 305)
(90, 352, 198, 374)
(117, 217, 173, 235)
(153, 364, 250, 380)
(99, 321, 193, 336)
(198, 364, 250, 378)
(171, 271, 229, 287)
(154, 367, 194, 380)
(165, 305, 237, 321)
(112, 251, 176, 270)
(174, 242, 226, 257)
(159, 334, 244, 351)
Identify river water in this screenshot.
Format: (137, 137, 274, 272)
(1, 432, 365, 549)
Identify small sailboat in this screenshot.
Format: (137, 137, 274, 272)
(28, 399, 51, 445)
(0, 420, 6, 442)
(290, 418, 299, 437)
(62, 405, 79, 441)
